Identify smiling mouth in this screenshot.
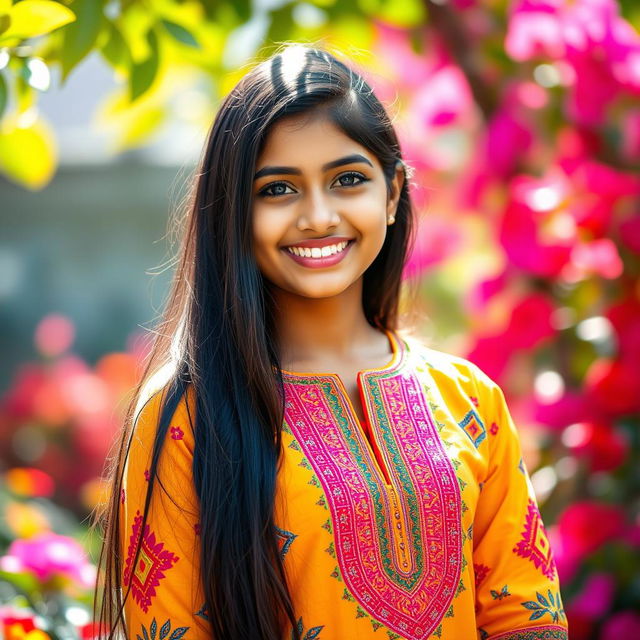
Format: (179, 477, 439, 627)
(284, 240, 351, 258)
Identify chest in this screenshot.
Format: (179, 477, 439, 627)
(275, 365, 485, 639)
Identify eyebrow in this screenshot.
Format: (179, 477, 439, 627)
(253, 153, 374, 180)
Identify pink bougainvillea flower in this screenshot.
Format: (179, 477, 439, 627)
(567, 571, 616, 620)
(532, 390, 591, 430)
(408, 65, 475, 129)
(0, 364, 47, 420)
(0, 533, 96, 589)
(506, 0, 640, 124)
(557, 500, 625, 560)
(5, 468, 54, 498)
(601, 611, 640, 640)
(467, 292, 556, 380)
(34, 314, 74, 358)
(619, 215, 640, 254)
(485, 107, 534, 178)
(563, 238, 624, 281)
(562, 421, 629, 471)
(402, 214, 462, 279)
(499, 172, 575, 278)
(585, 357, 640, 416)
(607, 295, 640, 359)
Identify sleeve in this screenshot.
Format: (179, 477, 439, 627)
(471, 369, 568, 640)
(119, 385, 210, 639)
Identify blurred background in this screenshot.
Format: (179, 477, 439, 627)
(1, 1, 639, 638)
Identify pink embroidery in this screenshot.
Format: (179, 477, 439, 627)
(123, 511, 179, 612)
(474, 562, 490, 587)
(490, 421, 499, 435)
(170, 426, 184, 440)
(143, 469, 150, 482)
(284, 353, 462, 640)
(470, 396, 479, 407)
(513, 499, 557, 580)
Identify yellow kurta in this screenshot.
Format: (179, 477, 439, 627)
(120, 332, 568, 640)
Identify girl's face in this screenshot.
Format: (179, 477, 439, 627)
(251, 112, 404, 299)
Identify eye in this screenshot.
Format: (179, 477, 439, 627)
(332, 171, 369, 188)
(259, 181, 296, 198)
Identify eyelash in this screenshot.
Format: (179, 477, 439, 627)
(258, 171, 369, 198)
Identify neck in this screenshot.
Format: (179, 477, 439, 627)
(269, 278, 387, 369)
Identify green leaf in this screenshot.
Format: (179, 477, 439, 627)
(99, 20, 131, 74)
(129, 27, 159, 102)
(60, 0, 103, 81)
(150, 618, 157, 640)
(159, 620, 171, 640)
(0, 0, 76, 42)
(0, 113, 57, 189)
(161, 19, 199, 48)
(536, 591, 550, 608)
(0, 72, 6, 119)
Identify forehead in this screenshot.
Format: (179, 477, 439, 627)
(257, 112, 377, 168)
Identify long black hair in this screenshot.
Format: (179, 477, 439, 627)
(96, 44, 415, 640)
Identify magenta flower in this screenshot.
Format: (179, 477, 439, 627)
(567, 572, 616, 620)
(0, 533, 96, 588)
(601, 611, 640, 640)
(564, 238, 624, 281)
(506, 0, 640, 125)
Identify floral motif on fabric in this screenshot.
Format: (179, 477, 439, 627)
(275, 525, 297, 558)
(136, 617, 189, 640)
(488, 625, 568, 640)
(513, 500, 556, 580)
(292, 618, 324, 640)
(123, 511, 179, 613)
(490, 584, 511, 600)
(170, 426, 184, 440)
(473, 563, 490, 587)
(458, 409, 486, 448)
(521, 590, 566, 624)
(283, 345, 462, 640)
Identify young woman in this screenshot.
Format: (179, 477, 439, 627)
(97, 45, 568, 640)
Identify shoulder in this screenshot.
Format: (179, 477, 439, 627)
(402, 333, 498, 393)
(129, 371, 197, 459)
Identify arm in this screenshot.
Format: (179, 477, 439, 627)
(119, 386, 210, 639)
(472, 370, 568, 640)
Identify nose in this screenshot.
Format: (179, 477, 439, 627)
(296, 187, 341, 233)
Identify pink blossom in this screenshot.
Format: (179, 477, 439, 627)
(607, 295, 640, 359)
(485, 108, 534, 178)
(34, 314, 75, 358)
(403, 214, 462, 279)
(619, 215, 640, 254)
(567, 572, 616, 619)
(533, 390, 591, 429)
(557, 501, 625, 559)
(601, 611, 640, 640)
(563, 238, 624, 281)
(562, 421, 629, 471)
(1, 533, 96, 588)
(585, 357, 640, 416)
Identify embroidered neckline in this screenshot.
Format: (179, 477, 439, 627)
(280, 329, 407, 379)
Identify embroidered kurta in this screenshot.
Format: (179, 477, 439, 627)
(120, 332, 568, 640)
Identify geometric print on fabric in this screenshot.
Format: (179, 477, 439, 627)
(458, 408, 486, 448)
(513, 500, 556, 580)
(123, 511, 179, 613)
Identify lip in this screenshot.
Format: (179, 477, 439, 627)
(281, 240, 354, 269)
(281, 236, 353, 250)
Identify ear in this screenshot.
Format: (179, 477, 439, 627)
(386, 161, 405, 218)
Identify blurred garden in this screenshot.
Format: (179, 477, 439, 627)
(1, 0, 639, 638)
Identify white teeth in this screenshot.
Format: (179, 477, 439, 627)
(285, 241, 350, 258)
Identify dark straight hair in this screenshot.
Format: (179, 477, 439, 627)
(95, 44, 415, 640)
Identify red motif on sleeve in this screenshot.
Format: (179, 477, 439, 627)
(473, 562, 490, 587)
(513, 500, 557, 580)
(170, 426, 184, 440)
(123, 511, 179, 612)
